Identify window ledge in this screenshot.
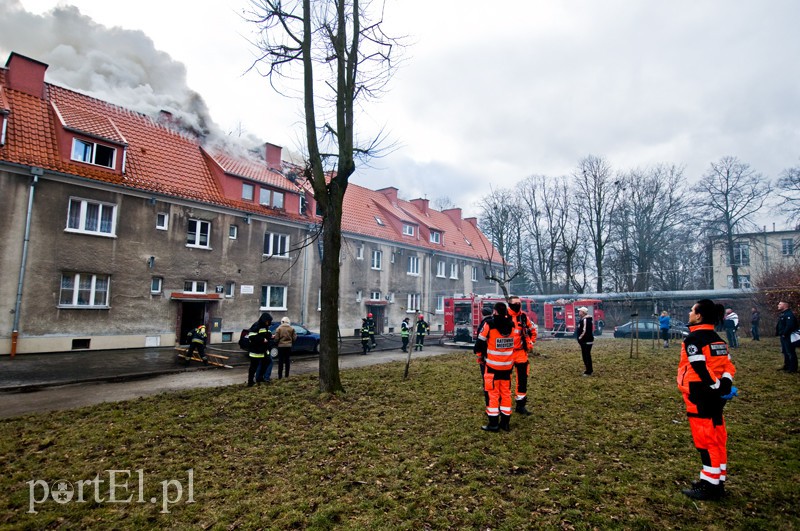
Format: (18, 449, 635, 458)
(57, 305, 110, 310)
(186, 244, 213, 251)
(64, 229, 117, 238)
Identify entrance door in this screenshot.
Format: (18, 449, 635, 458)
(366, 305, 385, 334)
(179, 302, 207, 345)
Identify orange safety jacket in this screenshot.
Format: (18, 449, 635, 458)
(477, 320, 515, 371)
(507, 308, 530, 352)
(677, 323, 736, 416)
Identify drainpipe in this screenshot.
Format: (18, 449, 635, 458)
(11, 167, 42, 357)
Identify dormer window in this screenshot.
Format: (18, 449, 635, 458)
(375, 216, 384, 226)
(430, 231, 441, 244)
(402, 224, 414, 236)
(242, 183, 254, 201)
(260, 188, 284, 209)
(71, 138, 116, 169)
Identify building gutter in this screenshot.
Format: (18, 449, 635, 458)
(11, 167, 43, 357)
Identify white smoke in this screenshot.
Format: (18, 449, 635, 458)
(0, 0, 267, 155)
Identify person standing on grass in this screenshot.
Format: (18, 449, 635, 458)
(677, 299, 737, 501)
(776, 301, 798, 373)
(750, 307, 760, 341)
(576, 307, 594, 376)
(474, 302, 515, 432)
(724, 308, 739, 348)
(508, 295, 533, 416)
(274, 317, 297, 380)
(659, 311, 671, 348)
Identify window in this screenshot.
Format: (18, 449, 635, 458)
(370, 291, 381, 301)
(356, 290, 362, 302)
(782, 238, 795, 256)
(730, 243, 750, 266)
(436, 295, 445, 313)
(356, 245, 364, 260)
(71, 138, 115, 168)
(150, 277, 163, 294)
(156, 213, 168, 230)
(66, 198, 117, 236)
(726, 275, 752, 289)
(387, 292, 395, 303)
(436, 261, 446, 278)
(375, 216, 384, 226)
(225, 281, 235, 298)
(371, 250, 382, 270)
(264, 233, 289, 257)
(229, 225, 238, 240)
(259, 188, 284, 209)
(183, 280, 207, 293)
(450, 263, 458, 279)
(261, 285, 287, 310)
(407, 256, 420, 275)
(402, 224, 415, 236)
(300, 196, 307, 215)
(430, 231, 441, 244)
(59, 273, 109, 307)
(471, 266, 479, 282)
(187, 219, 211, 248)
(242, 183, 254, 201)
(391, 252, 396, 264)
(407, 293, 421, 313)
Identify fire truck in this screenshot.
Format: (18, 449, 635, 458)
(443, 295, 539, 343)
(541, 298, 605, 336)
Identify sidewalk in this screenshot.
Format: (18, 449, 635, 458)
(0, 334, 452, 392)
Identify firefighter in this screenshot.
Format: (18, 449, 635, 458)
(365, 312, 377, 348)
(414, 314, 429, 351)
(508, 296, 533, 415)
(186, 324, 208, 365)
(400, 317, 410, 352)
(677, 299, 737, 500)
(474, 302, 515, 432)
(246, 312, 274, 386)
(360, 318, 371, 355)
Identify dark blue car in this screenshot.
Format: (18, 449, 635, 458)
(269, 322, 320, 353)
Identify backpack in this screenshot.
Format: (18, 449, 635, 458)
(238, 329, 251, 351)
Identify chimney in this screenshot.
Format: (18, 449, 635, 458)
(443, 208, 463, 229)
(5, 52, 48, 99)
(378, 187, 399, 204)
(265, 142, 282, 170)
(465, 217, 478, 228)
(410, 198, 429, 215)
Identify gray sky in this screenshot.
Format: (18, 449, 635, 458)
(3, 0, 799, 222)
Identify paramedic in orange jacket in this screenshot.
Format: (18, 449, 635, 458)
(508, 296, 534, 415)
(474, 302, 515, 432)
(677, 299, 737, 500)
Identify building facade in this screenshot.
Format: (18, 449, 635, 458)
(0, 52, 501, 355)
(710, 228, 800, 289)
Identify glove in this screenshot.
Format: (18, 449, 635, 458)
(721, 386, 738, 400)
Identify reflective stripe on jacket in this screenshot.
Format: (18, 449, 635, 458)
(477, 321, 515, 371)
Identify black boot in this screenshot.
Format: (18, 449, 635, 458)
(499, 413, 511, 432)
(481, 415, 499, 432)
(682, 479, 722, 500)
(516, 397, 531, 416)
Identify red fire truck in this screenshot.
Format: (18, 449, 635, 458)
(443, 295, 539, 343)
(541, 298, 605, 336)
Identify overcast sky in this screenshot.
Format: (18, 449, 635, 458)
(2, 0, 799, 222)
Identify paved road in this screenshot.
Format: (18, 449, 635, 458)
(1, 346, 460, 419)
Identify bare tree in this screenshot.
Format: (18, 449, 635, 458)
(248, 0, 401, 393)
(694, 156, 772, 289)
(517, 175, 569, 295)
(777, 162, 800, 222)
(433, 196, 455, 211)
(478, 187, 523, 298)
(574, 155, 619, 293)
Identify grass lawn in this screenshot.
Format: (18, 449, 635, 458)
(1, 337, 799, 530)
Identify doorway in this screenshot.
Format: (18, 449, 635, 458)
(179, 302, 207, 345)
(366, 304, 385, 334)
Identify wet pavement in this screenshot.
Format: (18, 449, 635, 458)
(0, 334, 464, 418)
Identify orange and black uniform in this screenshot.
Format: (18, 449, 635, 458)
(475, 314, 515, 430)
(677, 323, 736, 489)
(508, 306, 533, 413)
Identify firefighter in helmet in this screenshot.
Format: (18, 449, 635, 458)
(414, 314, 429, 351)
(365, 312, 377, 348)
(186, 324, 208, 365)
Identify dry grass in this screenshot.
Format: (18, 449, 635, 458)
(1, 337, 799, 530)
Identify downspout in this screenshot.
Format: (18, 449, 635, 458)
(300, 224, 313, 325)
(11, 168, 43, 357)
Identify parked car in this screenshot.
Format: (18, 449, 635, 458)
(268, 322, 320, 353)
(613, 320, 689, 339)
